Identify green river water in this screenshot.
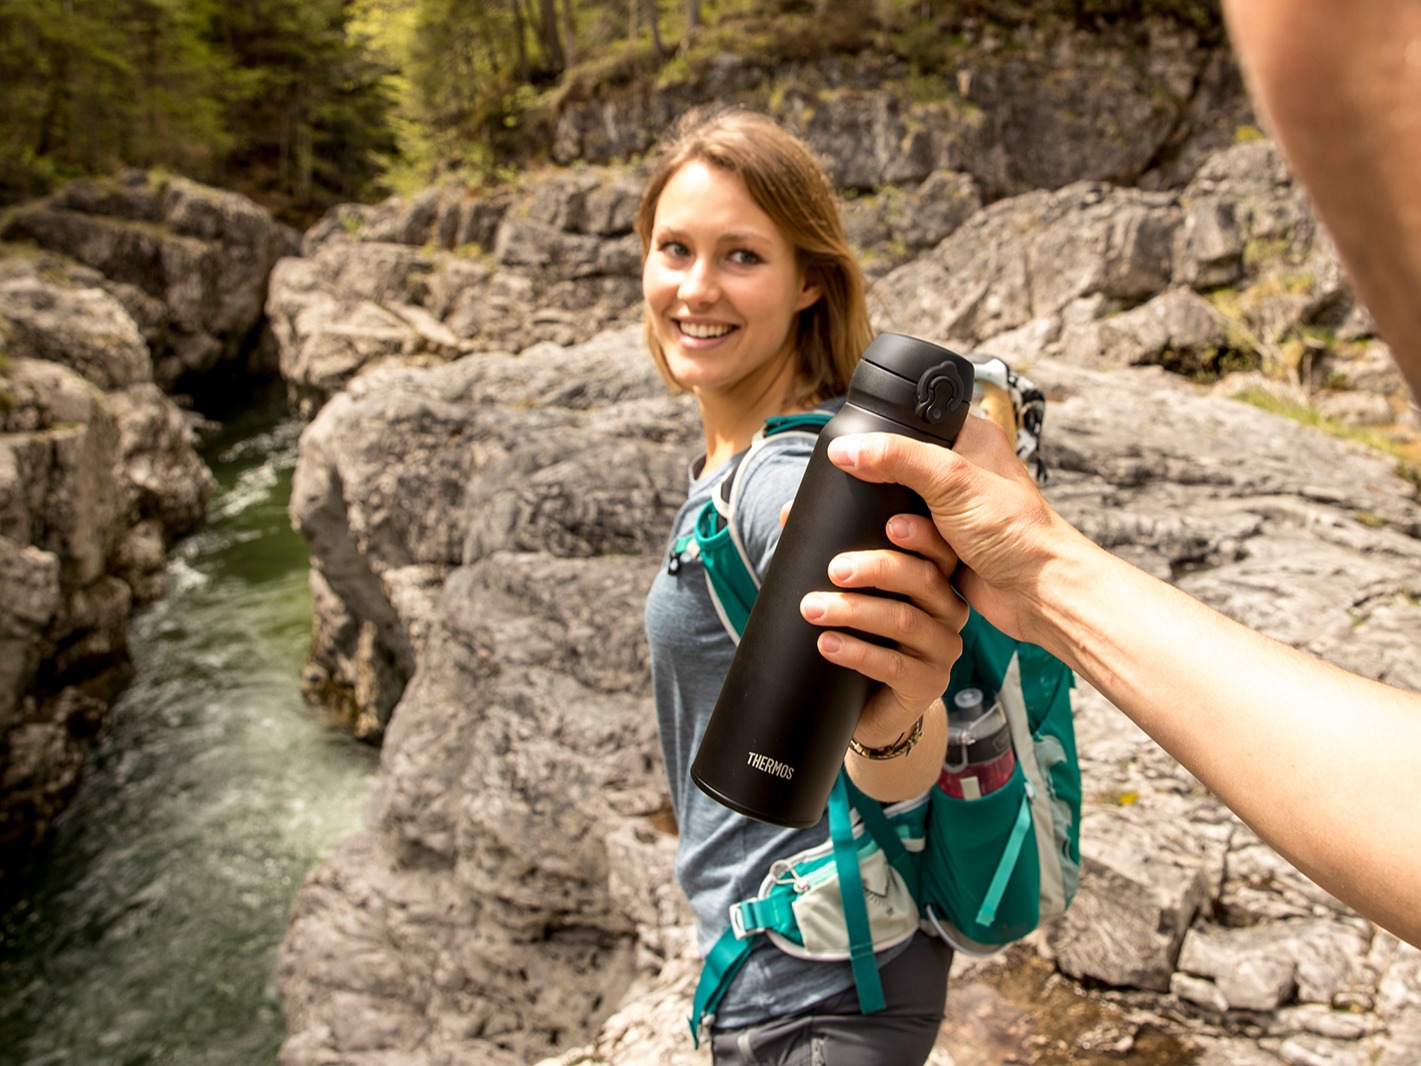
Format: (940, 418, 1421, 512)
(0, 396, 378, 1066)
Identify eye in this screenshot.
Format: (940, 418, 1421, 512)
(728, 248, 763, 266)
(658, 239, 690, 259)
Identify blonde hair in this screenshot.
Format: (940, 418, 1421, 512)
(634, 108, 872, 406)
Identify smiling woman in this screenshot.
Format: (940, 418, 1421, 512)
(634, 108, 961, 1066)
(634, 108, 871, 469)
(640, 158, 823, 468)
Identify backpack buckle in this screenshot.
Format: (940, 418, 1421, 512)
(729, 902, 750, 941)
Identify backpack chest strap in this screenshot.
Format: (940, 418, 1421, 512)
(729, 893, 796, 940)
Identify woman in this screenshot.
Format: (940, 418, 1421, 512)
(637, 108, 966, 1065)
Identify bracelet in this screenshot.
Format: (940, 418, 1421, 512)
(848, 714, 924, 761)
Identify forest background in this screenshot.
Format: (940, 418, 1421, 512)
(0, 0, 1219, 225)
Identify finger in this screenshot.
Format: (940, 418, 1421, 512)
(825, 543, 951, 593)
(801, 588, 966, 659)
(826, 416, 1028, 500)
(816, 627, 962, 709)
(958, 410, 1033, 469)
(884, 512, 960, 574)
(821, 552, 968, 631)
(825, 431, 965, 494)
(779, 500, 792, 528)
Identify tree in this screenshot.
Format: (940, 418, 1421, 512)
(536, 0, 564, 72)
(209, 0, 398, 216)
(682, 0, 699, 51)
(0, 0, 397, 217)
(559, 0, 576, 66)
(627, 0, 660, 53)
(644, 0, 663, 57)
(509, 0, 529, 79)
(0, 0, 230, 199)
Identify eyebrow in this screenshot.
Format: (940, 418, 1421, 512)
(654, 225, 774, 247)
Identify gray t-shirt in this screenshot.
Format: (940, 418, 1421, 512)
(644, 428, 913, 1029)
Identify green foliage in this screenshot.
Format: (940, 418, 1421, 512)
(0, 0, 231, 197)
(1156, 343, 1261, 382)
(208, 0, 400, 220)
(0, 0, 399, 222)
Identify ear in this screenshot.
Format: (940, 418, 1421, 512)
(795, 269, 823, 312)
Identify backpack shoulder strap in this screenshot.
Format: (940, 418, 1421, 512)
(677, 410, 832, 641)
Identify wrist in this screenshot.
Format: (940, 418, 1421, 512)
(1017, 519, 1111, 662)
(849, 714, 924, 760)
(1024, 522, 1166, 689)
(850, 698, 944, 759)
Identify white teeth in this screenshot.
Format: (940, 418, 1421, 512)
(680, 321, 733, 339)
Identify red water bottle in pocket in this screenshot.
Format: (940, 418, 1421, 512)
(938, 687, 1016, 799)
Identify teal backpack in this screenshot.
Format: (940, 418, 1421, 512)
(680, 358, 1082, 1045)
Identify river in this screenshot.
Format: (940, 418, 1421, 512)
(0, 395, 379, 1066)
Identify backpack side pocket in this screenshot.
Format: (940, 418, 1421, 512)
(919, 760, 1041, 954)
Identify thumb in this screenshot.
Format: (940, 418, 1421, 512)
(826, 431, 972, 513)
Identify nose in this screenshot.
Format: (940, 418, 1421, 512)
(678, 256, 719, 306)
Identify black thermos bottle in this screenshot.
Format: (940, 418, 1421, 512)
(691, 332, 977, 829)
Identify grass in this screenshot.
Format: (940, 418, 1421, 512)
(1233, 385, 1421, 492)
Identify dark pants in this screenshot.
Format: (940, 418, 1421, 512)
(709, 934, 952, 1066)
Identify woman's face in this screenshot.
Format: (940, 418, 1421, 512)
(642, 160, 821, 400)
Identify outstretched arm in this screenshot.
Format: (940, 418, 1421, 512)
(827, 415, 1421, 948)
(1223, 0, 1421, 401)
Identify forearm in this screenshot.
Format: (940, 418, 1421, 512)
(1028, 527, 1421, 945)
(824, 422, 1421, 944)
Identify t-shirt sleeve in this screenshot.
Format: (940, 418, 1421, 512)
(735, 438, 816, 582)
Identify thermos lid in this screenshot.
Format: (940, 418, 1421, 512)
(850, 333, 974, 440)
(861, 332, 969, 383)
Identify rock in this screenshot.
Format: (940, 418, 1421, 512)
(287, 326, 693, 742)
(549, 18, 1248, 199)
(1050, 800, 1219, 991)
(0, 170, 298, 389)
(1, 359, 124, 586)
(1063, 285, 1229, 370)
(0, 171, 280, 880)
(0, 260, 153, 390)
(276, 328, 699, 1061)
(0, 359, 139, 877)
(267, 188, 647, 418)
(0, 539, 61, 734)
(1179, 924, 1303, 1012)
(872, 182, 1180, 347)
(105, 383, 216, 540)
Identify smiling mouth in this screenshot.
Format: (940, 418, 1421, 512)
(677, 320, 735, 340)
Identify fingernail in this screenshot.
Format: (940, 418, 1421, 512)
(801, 593, 827, 621)
(887, 516, 911, 540)
(828, 557, 853, 583)
(827, 438, 859, 468)
(820, 632, 843, 654)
